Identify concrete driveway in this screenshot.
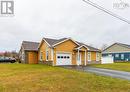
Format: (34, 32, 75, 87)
(62, 66, 130, 80)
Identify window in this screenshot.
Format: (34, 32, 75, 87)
(64, 56, 67, 59)
(40, 52, 43, 61)
(57, 56, 60, 58)
(96, 52, 100, 61)
(22, 52, 25, 61)
(88, 52, 91, 61)
(61, 56, 63, 59)
(108, 54, 112, 57)
(121, 54, 124, 59)
(46, 51, 49, 61)
(67, 56, 70, 59)
(115, 54, 119, 58)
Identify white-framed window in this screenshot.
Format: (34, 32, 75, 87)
(40, 51, 43, 61)
(96, 52, 100, 61)
(108, 54, 112, 57)
(46, 51, 49, 61)
(115, 54, 119, 58)
(121, 54, 124, 59)
(22, 51, 25, 61)
(88, 52, 91, 61)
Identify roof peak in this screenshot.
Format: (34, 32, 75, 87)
(22, 41, 39, 51)
(22, 41, 39, 44)
(42, 37, 100, 52)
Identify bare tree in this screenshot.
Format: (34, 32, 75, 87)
(101, 44, 108, 51)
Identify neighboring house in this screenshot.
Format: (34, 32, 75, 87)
(102, 43, 130, 62)
(19, 41, 39, 64)
(38, 37, 101, 66)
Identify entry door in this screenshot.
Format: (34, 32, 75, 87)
(77, 53, 81, 65)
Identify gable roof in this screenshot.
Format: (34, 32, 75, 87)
(22, 41, 39, 51)
(43, 38, 67, 46)
(103, 42, 130, 52)
(42, 37, 100, 52)
(116, 43, 130, 49)
(77, 42, 100, 52)
(52, 38, 80, 47)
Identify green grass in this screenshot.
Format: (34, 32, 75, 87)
(91, 62, 130, 72)
(0, 64, 129, 92)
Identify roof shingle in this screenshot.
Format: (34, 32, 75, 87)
(22, 41, 39, 51)
(116, 43, 130, 49)
(43, 37, 100, 52)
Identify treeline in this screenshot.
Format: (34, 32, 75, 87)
(0, 51, 19, 59)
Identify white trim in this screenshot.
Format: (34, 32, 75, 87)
(46, 50, 49, 61)
(56, 51, 72, 54)
(88, 52, 91, 61)
(56, 52, 72, 65)
(103, 51, 130, 54)
(77, 52, 81, 65)
(43, 38, 51, 47)
(40, 51, 43, 61)
(96, 52, 100, 61)
(85, 50, 87, 65)
(38, 40, 43, 49)
(76, 45, 90, 50)
(51, 49, 54, 61)
(52, 38, 80, 47)
(21, 51, 25, 61)
(38, 39, 51, 49)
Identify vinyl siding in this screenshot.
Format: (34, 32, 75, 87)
(38, 39, 101, 65)
(28, 51, 38, 64)
(53, 39, 78, 65)
(38, 41, 52, 62)
(91, 52, 96, 61)
(103, 44, 130, 53)
(103, 52, 130, 61)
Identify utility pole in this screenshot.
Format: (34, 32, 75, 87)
(82, 0, 130, 24)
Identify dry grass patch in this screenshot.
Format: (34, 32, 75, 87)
(91, 62, 130, 72)
(0, 64, 129, 92)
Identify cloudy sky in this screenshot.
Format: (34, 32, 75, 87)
(0, 0, 130, 51)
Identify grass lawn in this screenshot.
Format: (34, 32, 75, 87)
(91, 62, 130, 72)
(0, 64, 130, 92)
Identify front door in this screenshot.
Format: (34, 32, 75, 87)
(77, 53, 81, 65)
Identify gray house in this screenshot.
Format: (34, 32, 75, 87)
(102, 43, 130, 62)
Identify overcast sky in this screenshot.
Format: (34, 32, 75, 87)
(0, 0, 130, 52)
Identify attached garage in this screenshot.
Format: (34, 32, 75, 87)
(101, 56, 114, 64)
(56, 53, 72, 65)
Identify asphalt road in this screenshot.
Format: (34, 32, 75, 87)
(62, 66, 130, 80)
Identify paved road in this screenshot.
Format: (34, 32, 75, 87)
(62, 66, 130, 80)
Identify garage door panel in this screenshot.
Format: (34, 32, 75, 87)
(56, 53, 72, 65)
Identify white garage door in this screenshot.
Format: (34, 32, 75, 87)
(56, 53, 72, 65)
(101, 56, 114, 64)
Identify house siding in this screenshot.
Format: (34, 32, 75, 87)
(91, 52, 96, 61)
(103, 43, 130, 62)
(28, 51, 38, 64)
(53, 40, 101, 65)
(53, 40, 78, 65)
(102, 52, 130, 61)
(32, 38, 101, 66)
(104, 44, 130, 53)
(38, 41, 52, 62)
